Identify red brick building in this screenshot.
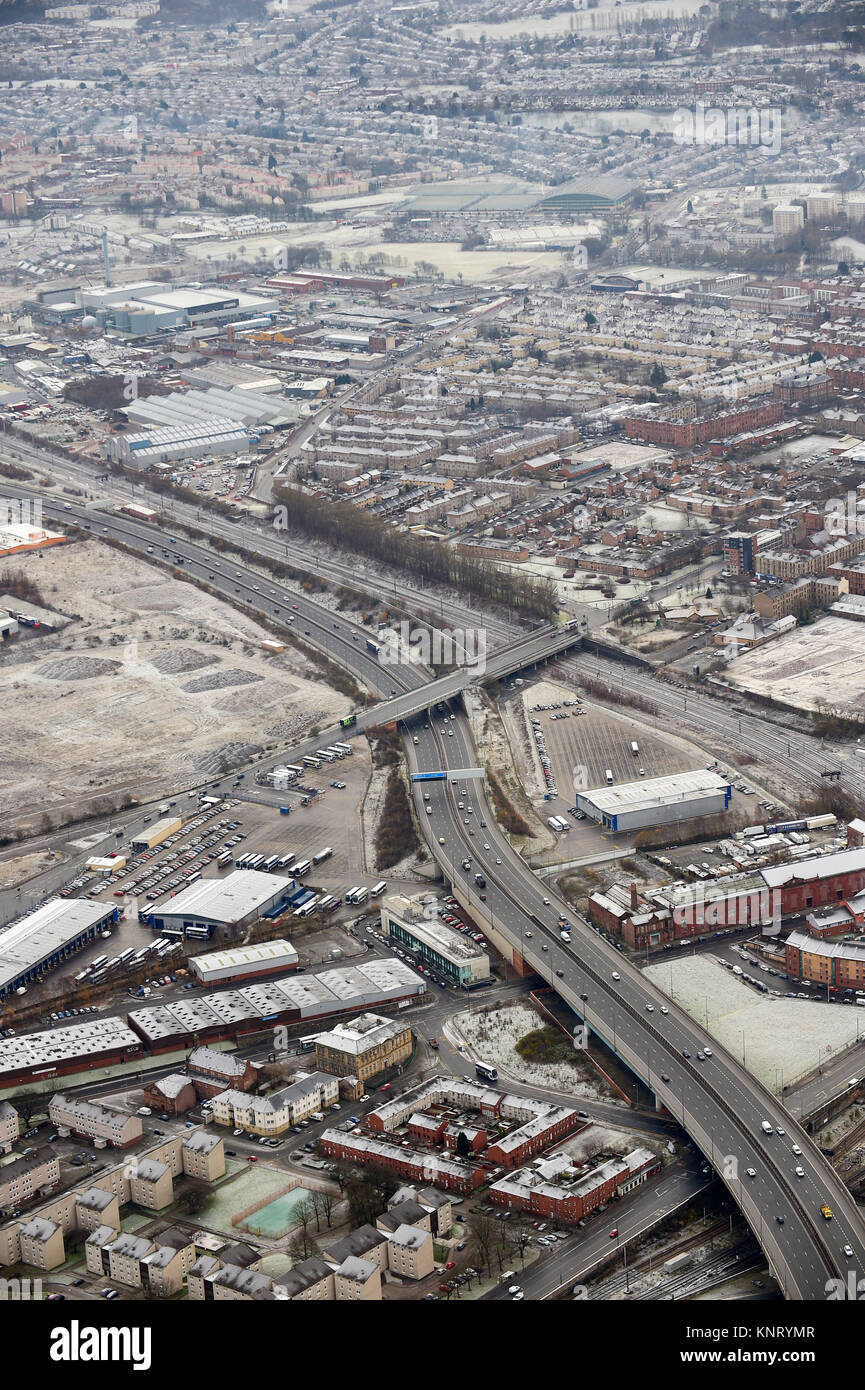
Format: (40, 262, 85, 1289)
(320, 1131, 484, 1194)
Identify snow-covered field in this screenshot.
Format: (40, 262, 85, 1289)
(645, 955, 862, 1091)
(454, 1000, 623, 1103)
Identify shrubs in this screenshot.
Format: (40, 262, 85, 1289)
(375, 768, 420, 871)
(515, 1026, 577, 1066)
(487, 768, 531, 837)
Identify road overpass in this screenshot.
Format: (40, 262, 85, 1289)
(5, 475, 865, 1294)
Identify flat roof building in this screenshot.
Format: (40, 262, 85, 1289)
(143, 869, 294, 934)
(380, 895, 490, 986)
(189, 939, 299, 986)
(0, 898, 117, 999)
(576, 770, 731, 833)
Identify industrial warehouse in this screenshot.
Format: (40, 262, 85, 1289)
(0, 957, 424, 1094)
(189, 939, 299, 987)
(576, 770, 732, 833)
(0, 898, 118, 1000)
(141, 869, 295, 935)
(129, 957, 424, 1052)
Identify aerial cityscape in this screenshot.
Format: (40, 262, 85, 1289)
(1, 0, 864, 1349)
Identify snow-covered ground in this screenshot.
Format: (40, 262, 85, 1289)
(645, 955, 862, 1091)
(454, 1000, 623, 1103)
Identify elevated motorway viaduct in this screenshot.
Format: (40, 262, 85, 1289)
(4, 477, 865, 1294)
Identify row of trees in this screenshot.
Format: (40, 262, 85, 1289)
(273, 483, 557, 620)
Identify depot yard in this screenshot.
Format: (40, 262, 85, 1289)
(723, 614, 865, 717)
(67, 769, 376, 962)
(644, 954, 863, 1093)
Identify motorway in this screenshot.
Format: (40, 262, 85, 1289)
(5, 455, 865, 1295)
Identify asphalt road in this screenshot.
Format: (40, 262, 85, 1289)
(4, 461, 865, 1296)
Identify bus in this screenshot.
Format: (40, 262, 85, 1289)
(73, 969, 91, 983)
(132, 948, 150, 964)
(297, 1033, 319, 1052)
(317, 750, 335, 763)
(366, 639, 381, 656)
(150, 938, 170, 953)
(303, 756, 321, 769)
(345, 886, 369, 906)
(339, 714, 357, 729)
(325, 895, 341, 913)
(294, 858, 313, 878)
(262, 855, 281, 872)
(334, 742, 353, 757)
(325, 746, 345, 760)
(284, 764, 303, 777)
(605, 769, 614, 785)
(185, 925, 212, 940)
(236, 854, 252, 869)
(371, 880, 387, 898)
(246, 855, 266, 870)
(115, 948, 135, 966)
(278, 853, 296, 870)
(630, 741, 639, 757)
(89, 955, 109, 972)
(312, 847, 333, 866)
(294, 897, 320, 918)
(317, 894, 336, 913)
(344, 885, 362, 904)
(475, 1061, 498, 1082)
(217, 851, 232, 868)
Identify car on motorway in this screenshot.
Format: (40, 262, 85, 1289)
(795, 1168, 806, 1178)
(611, 971, 620, 981)
(660, 1007, 669, 1015)
(820, 1204, 833, 1219)
(746, 1168, 757, 1179)
(792, 1145, 802, 1156)
(844, 1244, 854, 1257)
(608, 1229, 618, 1239)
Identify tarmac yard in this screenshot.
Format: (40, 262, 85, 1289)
(527, 684, 696, 798)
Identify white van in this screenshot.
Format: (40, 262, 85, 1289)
(761, 1120, 773, 1134)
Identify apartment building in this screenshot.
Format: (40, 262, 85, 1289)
(0, 1102, 20, 1154)
(385, 1223, 435, 1280)
(85, 1225, 196, 1296)
(333, 1255, 382, 1300)
(490, 1147, 659, 1223)
(18, 1216, 64, 1270)
(273, 1255, 335, 1302)
(211, 1072, 338, 1136)
(0, 1149, 61, 1214)
(314, 1012, 413, 1084)
(127, 1157, 174, 1211)
(75, 1186, 121, 1234)
(181, 1130, 225, 1182)
(49, 1094, 143, 1149)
